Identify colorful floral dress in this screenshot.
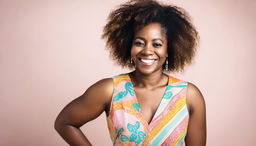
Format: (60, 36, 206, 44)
(107, 73, 189, 146)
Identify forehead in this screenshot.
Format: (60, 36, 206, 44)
(134, 23, 167, 40)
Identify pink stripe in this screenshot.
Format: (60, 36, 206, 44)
(161, 115, 189, 145)
(148, 88, 186, 131)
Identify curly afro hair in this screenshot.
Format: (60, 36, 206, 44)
(102, 0, 199, 72)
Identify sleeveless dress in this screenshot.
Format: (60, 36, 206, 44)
(107, 73, 189, 146)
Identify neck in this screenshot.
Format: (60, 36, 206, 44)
(130, 69, 168, 89)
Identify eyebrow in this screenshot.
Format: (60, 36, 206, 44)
(134, 37, 164, 43)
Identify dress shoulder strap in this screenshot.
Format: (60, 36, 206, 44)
(167, 75, 188, 87)
(112, 73, 130, 87)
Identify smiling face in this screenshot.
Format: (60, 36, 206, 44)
(131, 23, 168, 75)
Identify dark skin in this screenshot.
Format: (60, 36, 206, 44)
(55, 23, 206, 146)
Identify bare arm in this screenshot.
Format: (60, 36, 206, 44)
(185, 83, 207, 146)
(54, 78, 113, 146)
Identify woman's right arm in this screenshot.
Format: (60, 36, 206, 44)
(54, 78, 113, 146)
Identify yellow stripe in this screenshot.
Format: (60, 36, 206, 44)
(144, 97, 186, 143)
(169, 76, 180, 84)
(112, 100, 136, 110)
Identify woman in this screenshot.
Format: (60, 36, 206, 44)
(54, 0, 206, 145)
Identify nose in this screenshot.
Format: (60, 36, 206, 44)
(141, 43, 154, 55)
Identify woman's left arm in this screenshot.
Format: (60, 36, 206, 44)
(185, 82, 207, 146)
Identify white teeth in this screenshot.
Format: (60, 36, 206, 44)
(140, 59, 155, 65)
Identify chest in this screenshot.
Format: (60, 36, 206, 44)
(134, 86, 166, 123)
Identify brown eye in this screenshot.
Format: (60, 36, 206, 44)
(134, 41, 144, 47)
(153, 43, 162, 48)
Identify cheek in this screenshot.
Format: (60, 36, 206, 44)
(130, 46, 140, 57)
(157, 49, 168, 58)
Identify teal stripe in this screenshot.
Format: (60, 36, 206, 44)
(166, 84, 188, 90)
(150, 105, 188, 145)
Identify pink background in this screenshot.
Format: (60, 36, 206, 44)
(1, 0, 255, 145)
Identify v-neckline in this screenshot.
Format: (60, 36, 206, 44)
(126, 73, 170, 127)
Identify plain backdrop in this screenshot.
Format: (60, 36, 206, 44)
(0, 0, 255, 145)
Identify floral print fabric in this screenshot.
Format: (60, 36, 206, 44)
(107, 73, 189, 146)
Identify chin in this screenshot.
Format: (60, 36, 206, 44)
(134, 66, 163, 76)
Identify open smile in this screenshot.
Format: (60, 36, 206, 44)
(139, 58, 157, 65)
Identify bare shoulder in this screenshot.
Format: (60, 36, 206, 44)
(84, 78, 113, 104)
(88, 78, 113, 93)
(187, 82, 204, 100)
(186, 82, 206, 115)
